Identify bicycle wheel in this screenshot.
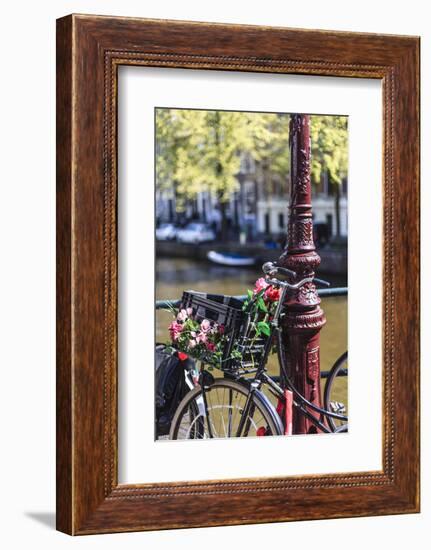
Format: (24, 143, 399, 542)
(169, 378, 283, 439)
(323, 352, 348, 432)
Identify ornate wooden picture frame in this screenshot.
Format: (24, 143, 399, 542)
(56, 14, 420, 535)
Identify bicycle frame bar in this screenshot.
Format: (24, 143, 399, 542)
(248, 288, 348, 430)
(260, 371, 343, 434)
(274, 331, 348, 422)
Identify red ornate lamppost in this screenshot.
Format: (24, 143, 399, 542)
(279, 114, 326, 434)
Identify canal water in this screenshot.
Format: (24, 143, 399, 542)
(156, 257, 347, 407)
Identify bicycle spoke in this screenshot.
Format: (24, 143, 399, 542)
(170, 380, 280, 439)
(228, 389, 233, 437)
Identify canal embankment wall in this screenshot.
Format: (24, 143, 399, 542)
(156, 241, 347, 276)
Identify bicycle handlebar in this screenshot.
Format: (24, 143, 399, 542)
(262, 262, 296, 278)
(265, 276, 314, 290)
(262, 262, 331, 288)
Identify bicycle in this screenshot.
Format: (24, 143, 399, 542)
(167, 262, 348, 440)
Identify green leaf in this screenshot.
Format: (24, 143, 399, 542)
(256, 321, 271, 336)
(257, 297, 268, 313)
(247, 289, 253, 299)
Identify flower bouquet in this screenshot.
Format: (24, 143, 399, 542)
(168, 307, 227, 367)
(241, 277, 281, 334)
(166, 277, 281, 370)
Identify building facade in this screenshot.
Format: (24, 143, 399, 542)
(156, 154, 348, 240)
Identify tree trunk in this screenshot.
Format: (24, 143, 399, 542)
(218, 197, 228, 242)
(334, 180, 341, 238)
(213, 111, 228, 242)
(173, 179, 179, 223)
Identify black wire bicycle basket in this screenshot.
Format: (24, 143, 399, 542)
(178, 290, 269, 373)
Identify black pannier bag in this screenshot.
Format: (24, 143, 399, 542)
(155, 344, 190, 437)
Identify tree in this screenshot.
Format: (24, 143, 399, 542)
(310, 116, 348, 238)
(156, 108, 283, 240)
(156, 109, 348, 242)
(155, 109, 207, 217)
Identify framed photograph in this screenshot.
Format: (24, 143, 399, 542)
(56, 14, 420, 534)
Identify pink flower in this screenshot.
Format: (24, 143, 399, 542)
(253, 277, 269, 294)
(169, 321, 183, 341)
(206, 341, 216, 352)
(188, 339, 197, 348)
(177, 309, 189, 322)
(196, 331, 208, 344)
(200, 319, 211, 332)
(264, 285, 280, 302)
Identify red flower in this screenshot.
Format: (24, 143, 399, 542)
(206, 342, 216, 352)
(264, 285, 280, 302)
(178, 352, 188, 361)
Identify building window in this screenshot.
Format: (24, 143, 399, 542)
(264, 212, 270, 234)
(342, 177, 348, 196)
(326, 214, 333, 238)
(322, 170, 329, 196)
(202, 198, 207, 222)
(278, 212, 285, 230)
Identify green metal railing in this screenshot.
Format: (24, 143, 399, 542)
(155, 287, 347, 310)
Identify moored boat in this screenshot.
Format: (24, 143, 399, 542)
(207, 250, 256, 267)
